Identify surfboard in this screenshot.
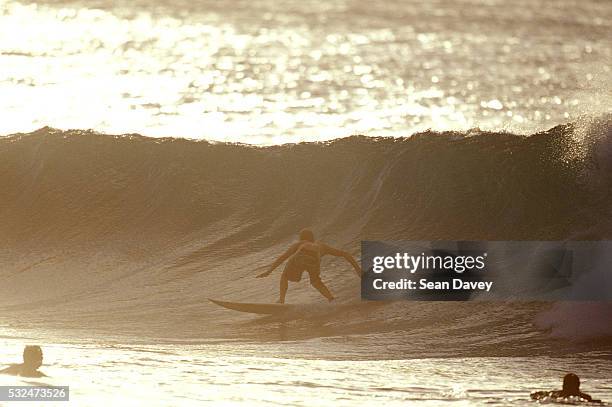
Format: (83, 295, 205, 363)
(209, 298, 295, 315)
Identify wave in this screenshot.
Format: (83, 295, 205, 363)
(0, 115, 611, 355)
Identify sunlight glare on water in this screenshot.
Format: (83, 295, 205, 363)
(1, 338, 610, 406)
(0, 0, 610, 144)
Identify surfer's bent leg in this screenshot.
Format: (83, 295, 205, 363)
(279, 259, 302, 304)
(309, 270, 334, 302)
(278, 256, 304, 304)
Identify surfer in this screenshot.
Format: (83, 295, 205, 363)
(531, 373, 599, 403)
(0, 345, 48, 378)
(256, 229, 362, 304)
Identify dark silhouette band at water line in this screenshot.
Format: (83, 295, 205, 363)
(256, 229, 362, 303)
(1, 345, 48, 378)
(531, 373, 601, 403)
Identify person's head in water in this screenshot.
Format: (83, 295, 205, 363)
(299, 229, 315, 242)
(562, 373, 581, 394)
(531, 372, 597, 403)
(22, 346, 43, 371)
(0, 345, 46, 378)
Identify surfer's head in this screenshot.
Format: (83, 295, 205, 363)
(299, 228, 315, 242)
(562, 373, 580, 394)
(22, 345, 43, 370)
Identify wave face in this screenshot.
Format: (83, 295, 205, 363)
(0, 116, 611, 356)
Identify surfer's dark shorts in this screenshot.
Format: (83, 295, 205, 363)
(285, 254, 321, 283)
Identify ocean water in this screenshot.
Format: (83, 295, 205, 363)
(0, 0, 610, 143)
(1, 337, 611, 406)
(1, 0, 612, 406)
(1, 124, 612, 405)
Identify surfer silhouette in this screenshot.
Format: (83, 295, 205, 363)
(531, 373, 599, 403)
(256, 229, 362, 304)
(0, 345, 48, 378)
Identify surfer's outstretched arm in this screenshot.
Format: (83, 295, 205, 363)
(256, 242, 300, 278)
(321, 244, 362, 277)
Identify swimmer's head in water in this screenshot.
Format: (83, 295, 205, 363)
(299, 229, 315, 242)
(23, 345, 43, 369)
(563, 373, 580, 393)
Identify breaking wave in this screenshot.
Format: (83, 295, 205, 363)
(0, 115, 610, 356)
